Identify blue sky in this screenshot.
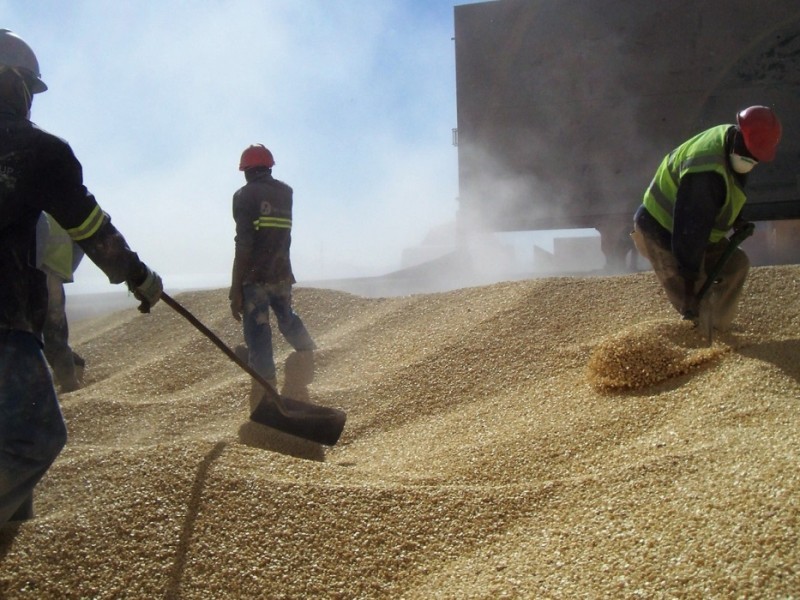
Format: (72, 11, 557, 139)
(5, 1, 485, 293)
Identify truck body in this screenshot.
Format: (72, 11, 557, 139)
(453, 0, 800, 266)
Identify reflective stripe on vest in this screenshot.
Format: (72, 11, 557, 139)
(252, 216, 292, 231)
(642, 125, 746, 243)
(66, 205, 107, 241)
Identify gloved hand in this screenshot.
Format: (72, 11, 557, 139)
(229, 286, 243, 322)
(732, 218, 755, 235)
(680, 278, 699, 321)
(132, 266, 163, 313)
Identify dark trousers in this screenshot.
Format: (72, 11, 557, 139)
(0, 330, 68, 524)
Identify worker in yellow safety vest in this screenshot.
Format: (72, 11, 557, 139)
(631, 105, 782, 331)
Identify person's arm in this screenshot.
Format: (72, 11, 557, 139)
(672, 171, 726, 317)
(75, 216, 148, 285)
(229, 189, 254, 320)
(71, 214, 161, 312)
(40, 137, 161, 311)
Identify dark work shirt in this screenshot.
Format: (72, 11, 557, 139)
(672, 171, 726, 280)
(635, 171, 727, 281)
(232, 170, 295, 286)
(1, 112, 147, 338)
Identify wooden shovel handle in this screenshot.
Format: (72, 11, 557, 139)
(159, 292, 284, 403)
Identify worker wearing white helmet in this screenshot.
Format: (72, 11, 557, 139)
(0, 29, 163, 525)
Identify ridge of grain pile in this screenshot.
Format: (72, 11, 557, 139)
(0, 265, 798, 599)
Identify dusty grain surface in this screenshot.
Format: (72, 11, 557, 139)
(1, 266, 798, 599)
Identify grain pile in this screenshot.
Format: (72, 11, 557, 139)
(0, 265, 798, 599)
(587, 320, 729, 390)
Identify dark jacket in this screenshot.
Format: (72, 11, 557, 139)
(231, 169, 295, 288)
(635, 127, 747, 281)
(0, 110, 148, 339)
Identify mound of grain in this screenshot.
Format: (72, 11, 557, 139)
(587, 319, 729, 390)
(0, 266, 798, 599)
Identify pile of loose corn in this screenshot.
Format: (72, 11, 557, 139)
(0, 266, 797, 599)
(586, 319, 729, 390)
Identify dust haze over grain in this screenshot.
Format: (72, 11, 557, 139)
(1, 266, 798, 598)
(8, 1, 466, 296)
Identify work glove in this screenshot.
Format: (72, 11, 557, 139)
(680, 277, 699, 321)
(732, 217, 754, 235)
(229, 286, 243, 322)
(131, 266, 163, 314)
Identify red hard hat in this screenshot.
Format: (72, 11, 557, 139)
(239, 144, 275, 171)
(736, 106, 781, 162)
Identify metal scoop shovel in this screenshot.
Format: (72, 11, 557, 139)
(161, 292, 346, 445)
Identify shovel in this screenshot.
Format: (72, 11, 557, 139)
(695, 222, 755, 345)
(160, 292, 346, 446)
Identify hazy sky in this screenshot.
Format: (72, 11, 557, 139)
(5, 1, 484, 293)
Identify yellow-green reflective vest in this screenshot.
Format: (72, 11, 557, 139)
(643, 125, 746, 243)
(37, 213, 83, 282)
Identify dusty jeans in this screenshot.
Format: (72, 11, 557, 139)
(0, 330, 67, 524)
(242, 283, 316, 381)
(631, 227, 749, 331)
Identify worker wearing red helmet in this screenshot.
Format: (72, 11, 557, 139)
(0, 29, 162, 525)
(631, 105, 782, 331)
(229, 144, 316, 397)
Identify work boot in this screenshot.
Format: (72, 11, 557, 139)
(72, 352, 86, 368)
(249, 378, 277, 412)
(9, 495, 34, 523)
(73, 352, 86, 386)
(54, 368, 81, 393)
(60, 374, 82, 393)
(234, 344, 249, 364)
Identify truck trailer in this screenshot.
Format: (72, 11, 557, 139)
(453, 0, 800, 268)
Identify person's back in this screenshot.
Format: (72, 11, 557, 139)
(0, 114, 69, 335)
(233, 168, 295, 285)
(229, 144, 315, 399)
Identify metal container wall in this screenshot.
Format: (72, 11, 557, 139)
(454, 0, 800, 231)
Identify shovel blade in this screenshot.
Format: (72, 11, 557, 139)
(250, 394, 346, 446)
